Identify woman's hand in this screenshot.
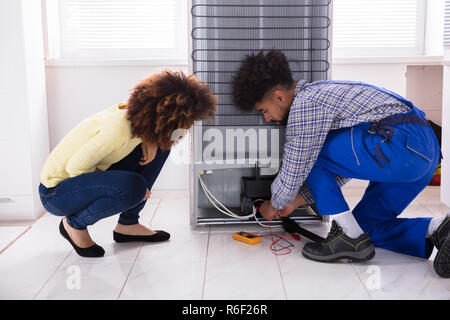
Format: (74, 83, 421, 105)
(142, 188, 151, 202)
(139, 141, 158, 165)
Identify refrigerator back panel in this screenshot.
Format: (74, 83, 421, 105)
(192, 0, 330, 127)
(190, 0, 331, 225)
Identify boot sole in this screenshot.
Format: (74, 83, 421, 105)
(302, 245, 375, 263)
(433, 230, 450, 278)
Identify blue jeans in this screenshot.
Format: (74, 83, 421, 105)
(39, 145, 170, 230)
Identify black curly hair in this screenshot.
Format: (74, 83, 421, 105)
(232, 50, 294, 112)
(127, 70, 217, 150)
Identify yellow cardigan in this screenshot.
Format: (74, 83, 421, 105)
(40, 103, 142, 188)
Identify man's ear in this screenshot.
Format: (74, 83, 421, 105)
(273, 89, 285, 104)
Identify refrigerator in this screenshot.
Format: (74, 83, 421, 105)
(188, 0, 332, 226)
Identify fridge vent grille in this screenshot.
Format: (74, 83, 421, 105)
(191, 0, 331, 126)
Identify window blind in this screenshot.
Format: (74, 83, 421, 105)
(57, 0, 187, 60)
(445, 0, 450, 45)
(332, 0, 426, 57)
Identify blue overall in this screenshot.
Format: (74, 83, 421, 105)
(304, 81, 441, 259)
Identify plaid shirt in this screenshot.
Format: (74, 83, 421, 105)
(270, 80, 411, 210)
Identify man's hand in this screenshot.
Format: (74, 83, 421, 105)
(278, 194, 307, 218)
(259, 200, 280, 221)
(139, 141, 158, 165)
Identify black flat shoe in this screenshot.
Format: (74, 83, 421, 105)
(113, 230, 170, 243)
(59, 219, 105, 258)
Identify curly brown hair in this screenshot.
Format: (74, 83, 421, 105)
(126, 70, 217, 150)
(232, 50, 294, 112)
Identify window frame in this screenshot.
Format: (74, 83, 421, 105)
(42, 0, 188, 64)
(332, 0, 427, 58)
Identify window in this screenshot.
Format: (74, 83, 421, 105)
(45, 0, 188, 61)
(445, 0, 450, 45)
(332, 0, 427, 57)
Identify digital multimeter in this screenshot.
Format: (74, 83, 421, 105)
(232, 231, 261, 245)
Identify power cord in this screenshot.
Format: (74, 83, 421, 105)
(198, 172, 301, 255)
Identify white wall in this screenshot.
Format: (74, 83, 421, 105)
(332, 63, 407, 96)
(441, 48, 450, 206)
(0, 0, 50, 220)
(425, 0, 444, 56)
(45, 64, 190, 190)
(406, 65, 443, 126)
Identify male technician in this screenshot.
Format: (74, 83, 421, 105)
(231, 50, 449, 277)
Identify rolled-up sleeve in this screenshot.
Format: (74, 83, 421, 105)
(270, 99, 337, 210)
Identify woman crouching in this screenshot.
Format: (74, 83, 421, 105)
(39, 70, 216, 257)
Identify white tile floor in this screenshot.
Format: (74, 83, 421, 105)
(0, 186, 449, 300)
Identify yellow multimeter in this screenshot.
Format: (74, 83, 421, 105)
(232, 231, 261, 245)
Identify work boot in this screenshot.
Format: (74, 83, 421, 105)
(302, 220, 375, 263)
(430, 216, 450, 278)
